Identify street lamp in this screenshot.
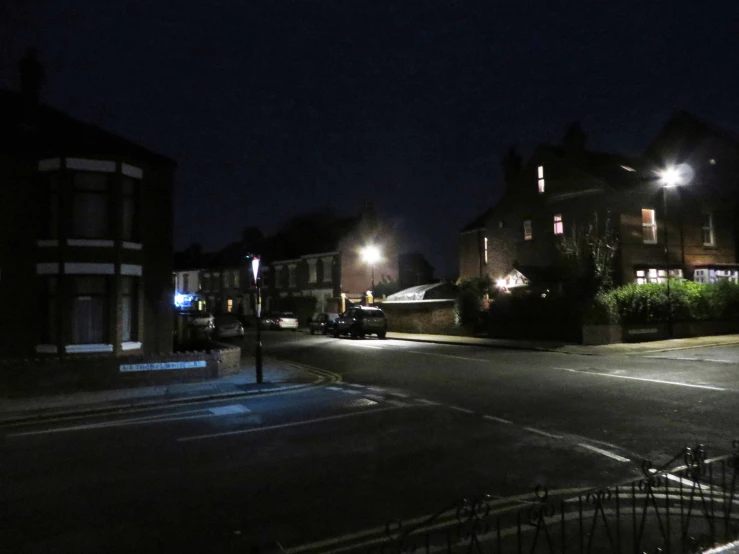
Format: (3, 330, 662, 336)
(657, 163, 693, 336)
(360, 245, 381, 291)
(248, 254, 263, 384)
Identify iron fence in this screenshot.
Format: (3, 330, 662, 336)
(320, 442, 739, 554)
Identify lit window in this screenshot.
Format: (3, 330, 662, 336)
(537, 166, 545, 193)
(227, 298, 233, 312)
(702, 213, 715, 246)
(642, 209, 657, 244)
(483, 237, 488, 264)
(523, 219, 533, 241)
(635, 270, 646, 285)
(553, 214, 563, 235)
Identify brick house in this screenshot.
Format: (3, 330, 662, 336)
(459, 116, 739, 291)
(0, 53, 176, 358)
(268, 207, 400, 315)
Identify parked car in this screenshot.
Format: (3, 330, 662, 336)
(333, 306, 387, 339)
(309, 312, 339, 335)
(213, 314, 244, 339)
(261, 312, 299, 331)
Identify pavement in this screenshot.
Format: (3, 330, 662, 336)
(3, 331, 738, 426)
(0, 357, 329, 426)
(386, 331, 739, 356)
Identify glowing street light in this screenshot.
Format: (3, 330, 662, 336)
(361, 245, 381, 291)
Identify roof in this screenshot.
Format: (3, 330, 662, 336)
(385, 282, 457, 302)
(537, 144, 645, 189)
(0, 89, 176, 166)
(460, 207, 492, 233)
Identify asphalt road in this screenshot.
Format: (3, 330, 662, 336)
(2, 332, 738, 553)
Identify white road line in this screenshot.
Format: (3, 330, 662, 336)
(483, 415, 512, 424)
(9, 412, 213, 437)
(552, 367, 726, 391)
(449, 406, 475, 414)
(364, 394, 384, 402)
(416, 398, 440, 405)
(326, 386, 343, 391)
(386, 391, 410, 398)
(578, 443, 631, 463)
(366, 386, 385, 392)
(523, 427, 563, 440)
(347, 384, 365, 388)
(177, 406, 414, 442)
(645, 356, 736, 364)
(386, 399, 409, 407)
(408, 351, 480, 362)
(341, 389, 362, 395)
(209, 404, 251, 416)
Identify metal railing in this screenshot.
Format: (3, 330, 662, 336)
(314, 442, 739, 554)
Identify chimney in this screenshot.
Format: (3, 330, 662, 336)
(562, 122, 587, 157)
(501, 146, 523, 186)
(18, 48, 44, 104)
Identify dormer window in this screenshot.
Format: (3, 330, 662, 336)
(537, 166, 545, 193)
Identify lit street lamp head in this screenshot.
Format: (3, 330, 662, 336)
(658, 163, 693, 188)
(361, 245, 381, 265)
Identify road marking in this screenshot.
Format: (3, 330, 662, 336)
(449, 405, 475, 414)
(578, 443, 630, 463)
(552, 367, 726, 391)
(483, 415, 512, 424)
(8, 403, 255, 437)
(523, 427, 563, 440)
(387, 391, 410, 398)
(364, 394, 384, 402)
(347, 384, 365, 388)
(326, 386, 343, 391)
(386, 399, 409, 407)
(366, 386, 385, 392)
(416, 398, 440, 405)
(209, 404, 250, 416)
(408, 350, 480, 362)
(341, 389, 361, 395)
(178, 405, 417, 442)
(645, 356, 737, 365)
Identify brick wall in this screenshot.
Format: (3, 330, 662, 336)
(0, 343, 240, 396)
(382, 300, 457, 334)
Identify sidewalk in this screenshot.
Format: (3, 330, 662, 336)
(386, 331, 739, 356)
(0, 358, 323, 426)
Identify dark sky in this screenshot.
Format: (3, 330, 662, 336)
(3, 1, 739, 277)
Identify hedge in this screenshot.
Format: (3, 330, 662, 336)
(586, 280, 739, 325)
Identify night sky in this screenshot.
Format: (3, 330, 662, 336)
(3, 1, 738, 277)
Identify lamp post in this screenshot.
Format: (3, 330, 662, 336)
(360, 245, 381, 292)
(658, 164, 693, 337)
(249, 255, 263, 384)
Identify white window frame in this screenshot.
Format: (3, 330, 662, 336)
(642, 209, 657, 244)
(553, 214, 563, 235)
(537, 166, 545, 193)
(523, 219, 533, 241)
(702, 213, 715, 246)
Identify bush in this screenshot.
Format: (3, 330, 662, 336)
(600, 280, 739, 325)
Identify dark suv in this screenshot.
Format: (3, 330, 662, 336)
(333, 306, 387, 339)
